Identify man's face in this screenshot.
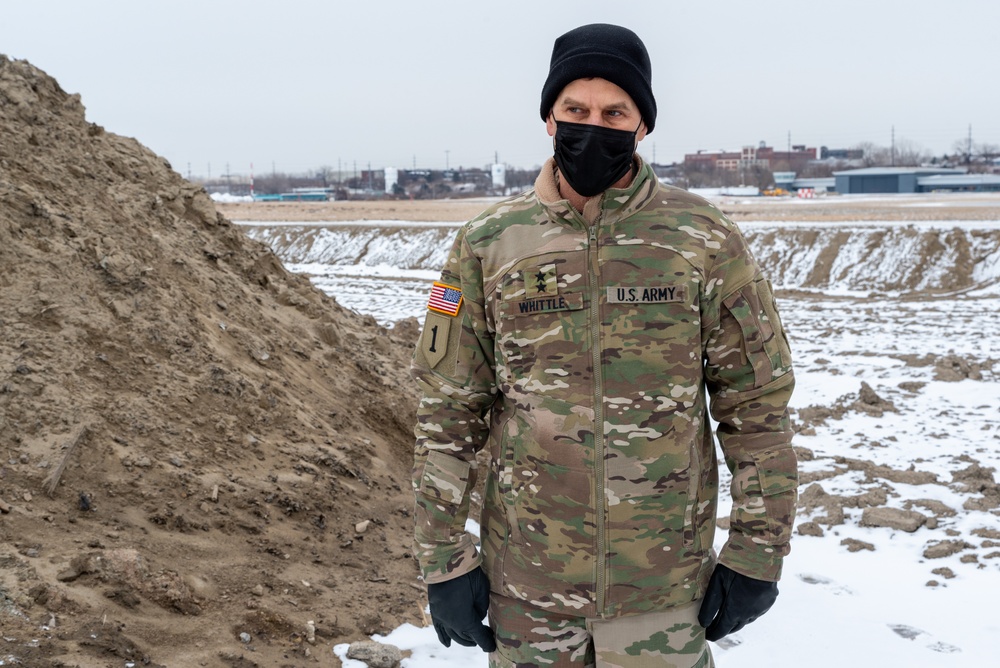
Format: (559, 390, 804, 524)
(545, 77, 648, 140)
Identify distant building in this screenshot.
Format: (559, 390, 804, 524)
(791, 177, 836, 193)
(916, 173, 1000, 192)
(833, 167, 964, 194)
(819, 146, 864, 160)
(684, 142, 818, 172)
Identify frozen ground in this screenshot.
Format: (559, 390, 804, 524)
(257, 220, 1000, 667)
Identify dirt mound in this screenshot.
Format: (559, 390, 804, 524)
(0, 56, 423, 666)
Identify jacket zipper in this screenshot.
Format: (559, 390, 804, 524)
(588, 220, 607, 615)
(684, 442, 700, 548)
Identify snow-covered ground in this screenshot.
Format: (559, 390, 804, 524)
(253, 220, 1000, 667)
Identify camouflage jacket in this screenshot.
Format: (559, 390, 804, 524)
(411, 157, 797, 619)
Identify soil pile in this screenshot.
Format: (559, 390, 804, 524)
(0, 56, 424, 666)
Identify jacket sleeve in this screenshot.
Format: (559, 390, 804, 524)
(410, 227, 498, 584)
(702, 228, 797, 582)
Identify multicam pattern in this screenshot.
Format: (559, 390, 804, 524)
(412, 157, 797, 620)
(488, 593, 713, 668)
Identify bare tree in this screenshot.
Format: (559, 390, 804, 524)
(976, 142, 1000, 161)
(892, 138, 931, 167)
(951, 138, 973, 166)
(853, 141, 888, 167)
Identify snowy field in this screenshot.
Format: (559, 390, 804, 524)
(248, 220, 1000, 667)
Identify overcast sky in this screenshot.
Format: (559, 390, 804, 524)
(3, 0, 998, 177)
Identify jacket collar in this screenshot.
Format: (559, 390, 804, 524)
(534, 155, 659, 227)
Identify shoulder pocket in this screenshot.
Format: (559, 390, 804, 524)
(722, 278, 791, 387)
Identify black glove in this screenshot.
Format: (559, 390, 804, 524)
(427, 566, 497, 652)
(697, 563, 778, 642)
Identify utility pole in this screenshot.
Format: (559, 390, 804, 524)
(891, 126, 896, 166)
(968, 123, 973, 164)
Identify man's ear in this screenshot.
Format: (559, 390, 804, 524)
(636, 119, 648, 142)
(545, 111, 557, 138)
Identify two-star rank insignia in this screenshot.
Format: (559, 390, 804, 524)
(532, 264, 557, 295)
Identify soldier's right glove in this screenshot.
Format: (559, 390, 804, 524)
(427, 566, 497, 652)
(697, 563, 778, 641)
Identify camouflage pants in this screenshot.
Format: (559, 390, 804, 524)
(488, 594, 714, 668)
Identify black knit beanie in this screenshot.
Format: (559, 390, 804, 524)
(540, 23, 656, 133)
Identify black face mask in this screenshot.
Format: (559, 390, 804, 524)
(552, 119, 640, 197)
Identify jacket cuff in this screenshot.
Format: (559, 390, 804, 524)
(415, 535, 481, 584)
(718, 534, 785, 582)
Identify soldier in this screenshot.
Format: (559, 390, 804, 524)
(411, 23, 797, 668)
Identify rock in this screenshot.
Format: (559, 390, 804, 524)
(923, 540, 973, 559)
(305, 620, 316, 644)
(797, 405, 841, 427)
(792, 445, 815, 461)
(798, 483, 830, 510)
(0, 497, 11, 513)
(931, 567, 956, 579)
(906, 498, 956, 518)
(859, 507, 927, 532)
(952, 463, 997, 489)
(251, 584, 264, 597)
(963, 493, 1000, 512)
(796, 521, 824, 537)
(934, 355, 982, 382)
(56, 553, 100, 582)
(852, 381, 897, 416)
(848, 487, 888, 508)
(897, 381, 925, 393)
(972, 527, 1000, 540)
(840, 538, 875, 552)
(355, 519, 371, 534)
(347, 641, 403, 668)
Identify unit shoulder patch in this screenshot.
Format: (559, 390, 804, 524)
(421, 312, 452, 369)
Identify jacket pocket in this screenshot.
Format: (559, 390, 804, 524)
(416, 451, 472, 539)
(722, 277, 790, 387)
(750, 446, 798, 543)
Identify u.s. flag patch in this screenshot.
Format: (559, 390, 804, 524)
(428, 281, 463, 316)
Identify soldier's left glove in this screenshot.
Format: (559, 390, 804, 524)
(697, 563, 778, 641)
(427, 566, 497, 652)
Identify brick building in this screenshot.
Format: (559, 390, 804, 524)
(684, 142, 819, 172)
